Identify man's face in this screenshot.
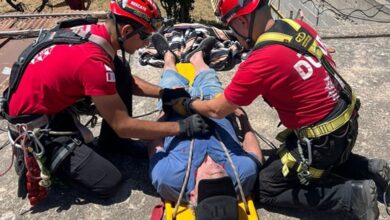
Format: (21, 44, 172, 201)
(228, 18, 251, 49)
(189, 155, 228, 203)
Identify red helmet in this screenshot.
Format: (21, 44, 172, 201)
(214, 0, 261, 25)
(110, 0, 163, 32)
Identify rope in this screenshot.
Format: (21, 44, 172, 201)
(16, 126, 41, 180)
(132, 109, 160, 119)
(0, 139, 14, 176)
(238, 107, 277, 150)
(173, 138, 195, 218)
(0, 140, 10, 150)
(252, 129, 278, 150)
(215, 130, 249, 214)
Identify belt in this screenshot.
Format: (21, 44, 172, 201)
(8, 115, 49, 133)
(278, 147, 325, 178)
(297, 94, 357, 139)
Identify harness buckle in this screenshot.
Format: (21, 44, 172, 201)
(296, 137, 313, 185)
(297, 161, 312, 186)
(28, 129, 45, 159)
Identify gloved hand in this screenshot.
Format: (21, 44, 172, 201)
(172, 97, 196, 117)
(161, 88, 190, 113)
(178, 114, 210, 138)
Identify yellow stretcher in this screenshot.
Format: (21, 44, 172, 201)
(159, 63, 259, 220)
(164, 196, 259, 220)
(175, 63, 196, 86)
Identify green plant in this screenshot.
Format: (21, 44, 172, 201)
(160, 0, 195, 22)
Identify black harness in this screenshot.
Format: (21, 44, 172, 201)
(253, 19, 353, 104)
(252, 19, 360, 185)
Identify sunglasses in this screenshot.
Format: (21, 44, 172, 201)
(138, 29, 151, 41)
(124, 26, 151, 41)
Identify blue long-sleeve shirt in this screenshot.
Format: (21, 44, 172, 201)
(149, 115, 260, 203)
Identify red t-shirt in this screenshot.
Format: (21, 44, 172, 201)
(9, 24, 117, 116)
(224, 20, 339, 128)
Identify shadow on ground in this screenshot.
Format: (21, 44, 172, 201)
(17, 153, 159, 215)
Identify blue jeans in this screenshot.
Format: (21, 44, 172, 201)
(158, 68, 223, 109)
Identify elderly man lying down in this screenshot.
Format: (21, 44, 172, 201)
(148, 34, 264, 220)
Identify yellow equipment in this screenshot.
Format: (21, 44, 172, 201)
(175, 63, 196, 86)
(164, 196, 259, 220)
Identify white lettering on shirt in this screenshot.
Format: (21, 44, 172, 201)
(30, 45, 55, 64)
(324, 76, 339, 101)
(293, 34, 331, 81)
(294, 58, 313, 80)
(105, 65, 116, 82)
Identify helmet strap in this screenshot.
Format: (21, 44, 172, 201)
(111, 12, 137, 65)
(109, 13, 136, 70)
(246, 12, 256, 48)
(229, 12, 256, 48)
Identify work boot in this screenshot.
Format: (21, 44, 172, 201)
(368, 159, 390, 193)
(349, 180, 379, 220)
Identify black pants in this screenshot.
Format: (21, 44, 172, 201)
(258, 117, 374, 214)
(41, 113, 123, 198)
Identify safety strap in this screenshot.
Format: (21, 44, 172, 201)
(278, 147, 324, 178)
(50, 138, 81, 173)
(254, 18, 324, 62)
(254, 18, 353, 98)
(7, 115, 49, 133)
(72, 27, 115, 60)
(297, 94, 357, 139)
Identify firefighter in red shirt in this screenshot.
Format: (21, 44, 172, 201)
(3, 0, 209, 205)
(166, 0, 389, 219)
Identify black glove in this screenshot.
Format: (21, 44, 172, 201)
(178, 114, 210, 138)
(161, 88, 190, 113)
(172, 97, 196, 116)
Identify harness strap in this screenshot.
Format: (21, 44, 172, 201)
(50, 138, 80, 173)
(278, 147, 325, 178)
(7, 115, 49, 134)
(254, 19, 324, 60)
(297, 94, 357, 139)
(69, 111, 94, 144)
(72, 28, 116, 60)
(255, 19, 358, 139)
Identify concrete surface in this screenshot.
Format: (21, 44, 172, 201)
(272, 0, 390, 27)
(0, 23, 389, 220)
